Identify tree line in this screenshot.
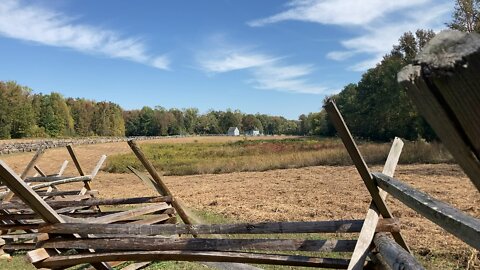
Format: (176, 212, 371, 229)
(0, 81, 298, 139)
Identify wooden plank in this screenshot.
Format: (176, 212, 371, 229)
(3, 242, 36, 251)
(128, 214, 172, 225)
(0, 223, 39, 231)
(34, 250, 351, 269)
(397, 31, 480, 191)
(324, 100, 410, 251)
(0, 161, 64, 223)
(39, 219, 398, 235)
(20, 147, 46, 179)
(127, 140, 194, 227)
(25, 175, 89, 183)
(37, 190, 98, 197)
(86, 203, 172, 224)
(2, 147, 45, 202)
(57, 160, 69, 176)
(373, 172, 480, 250)
(67, 144, 85, 176)
(128, 166, 159, 193)
(33, 165, 47, 177)
(324, 101, 392, 216)
(39, 238, 357, 252)
(348, 137, 408, 270)
(29, 176, 92, 190)
(373, 233, 425, 270)
(1, 196, 172, 210)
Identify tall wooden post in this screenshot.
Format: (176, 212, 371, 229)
(398, 30, 480, 191)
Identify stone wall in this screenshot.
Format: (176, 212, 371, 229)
(0, 136, 188, 155)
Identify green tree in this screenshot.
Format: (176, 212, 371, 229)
(195, 112, 220, 134)
(37, 93, 74, 137)
(0, 81, 37, 138)
(67, 98, 95, 136)
(183, 108, 198, 134)
(448, 0, 480, 32)
(242, 114, 263, 132)
(219, 110, 242, 133)
(91, 102, 125, 136)
(124, 110, 141, 136)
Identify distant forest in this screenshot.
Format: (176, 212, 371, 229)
(0, 81, 299, 138)
(1, 0, 477, 141)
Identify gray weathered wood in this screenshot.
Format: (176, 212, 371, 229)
(29, 176, 92, 190)
(348, 137, 407, 270)
(0, 162, 112, 270)
(324, 101, 392, 216)
(85, 203, 172, 224)
(127, 140, 193, 227)
(33, 250, 351, 269)
(2, 147, 45, 202)
(0, 196, 172, 210)
(0, 161, 64, 223)
(25, 175, 90, 183)
(39, 219, 399, 235)
(39, 237, 357, 252)
(36, 190, 98, 197)
(127, 166, 159, 193)
(324, 100, 410, 252)
(67, 144, 85, 176)
(373, 233, 425, 270)
(373, 172, 480, 250)
(398, 30, 480, 191)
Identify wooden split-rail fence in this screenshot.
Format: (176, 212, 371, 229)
(0, 138, 406, 270)
(0, 29, 478, 269)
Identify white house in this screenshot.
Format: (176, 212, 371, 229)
(245, 129, 261, 136)
(227, 127, 240, 136)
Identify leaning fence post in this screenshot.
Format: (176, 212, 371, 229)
(2, 146, 45, 202)
(127, 140, 196, 229)
(324, 100, 410, 252)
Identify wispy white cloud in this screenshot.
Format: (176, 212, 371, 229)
(0, 0, 169, 70)
(199, 51, 277, 73)
(252, 64, 328, 94)
(248, 0, 429, 27)
(249, 0, 452, 71)
(197, 39, 330, 94)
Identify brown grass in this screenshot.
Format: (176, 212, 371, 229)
(105, 137, 453, 175)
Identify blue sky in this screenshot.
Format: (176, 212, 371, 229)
(0, 0, 452, 119)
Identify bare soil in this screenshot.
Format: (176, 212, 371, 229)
(1, 138, 478, 268)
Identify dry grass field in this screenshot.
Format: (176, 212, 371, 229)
(0, 136, 478, 269)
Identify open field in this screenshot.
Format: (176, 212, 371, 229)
(0, 137, 478, 269)
(105, 137, 453, 175)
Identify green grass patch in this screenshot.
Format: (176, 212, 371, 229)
(105, 137, 453, 175)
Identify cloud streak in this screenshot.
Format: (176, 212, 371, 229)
(197, 41, 329, 94)
(0, 0, 169, 69)
(249, 0, 452, 71)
